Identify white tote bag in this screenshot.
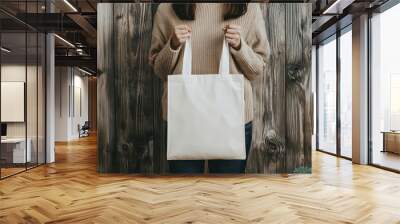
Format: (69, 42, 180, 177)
(167, 38, 245, 160)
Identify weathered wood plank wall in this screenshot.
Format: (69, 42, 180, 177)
(248, 3, 287, 173)
(97, 3, 312, 174)
(113, 4, 155, 173)
(284, 4, 312, 173)
(97, 3, 116, 172)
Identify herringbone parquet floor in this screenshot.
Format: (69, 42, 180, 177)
(1, 135, 400, 224)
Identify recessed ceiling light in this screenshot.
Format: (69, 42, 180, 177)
(54, 34, 75, 48)
(78, 67, 94, 76)
(63, 0, 78, 12)
(322, 0, 354, 15)
(1, 47, 11, 53)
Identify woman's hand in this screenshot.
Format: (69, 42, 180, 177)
(224, 24, 242, 50)
(171, 25, 191, 50)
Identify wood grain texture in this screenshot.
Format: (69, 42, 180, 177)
(284, 3, 312, 173)
(97, 3, 116, 172)
(1, 136, 400, 223)
(113, 3, 154, 173)
(248, 3, 287, 174)
(97, 3, 312, 174)
(247, 3, 312, 173)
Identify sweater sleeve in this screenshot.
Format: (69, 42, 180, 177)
(149, 6, 182, 81)
(230, 4, 270, 81)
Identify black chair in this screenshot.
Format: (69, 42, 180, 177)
(79, 121, 90, 138)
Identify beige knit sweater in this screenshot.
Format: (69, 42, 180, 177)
(149, 3, 269, 123)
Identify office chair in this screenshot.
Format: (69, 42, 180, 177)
(79, 121, 90, 138)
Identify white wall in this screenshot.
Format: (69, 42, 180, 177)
(71, 72, 89, 138)
(55, 67, 89, 141)
(55, 67, 70, 141)
(1, 65, 40, 138)
(1, 63, 46, 164)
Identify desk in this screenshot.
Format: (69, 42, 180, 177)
(382, 131, 400, 154)
(1, 138, 31, 163)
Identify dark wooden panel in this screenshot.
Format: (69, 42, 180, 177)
(247, 4, 287, 173)
(97, 3, 116, 172)
(113, 3, 156, 173)
(285, 3, 312, 173)
(147, 3, 168, 174)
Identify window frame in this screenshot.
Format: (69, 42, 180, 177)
(367, 0, 400, 173)
(315, 24, 353, 161)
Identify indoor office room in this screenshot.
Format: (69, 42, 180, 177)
(370, 3, 400, 171)
(1, 0, 400, 223)
(315, 1, 400, 172)
(54, 65, 96, 142)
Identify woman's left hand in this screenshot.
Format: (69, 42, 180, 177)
(224, 24, 242, 50)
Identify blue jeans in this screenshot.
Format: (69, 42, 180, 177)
(169, 122, 253, 174)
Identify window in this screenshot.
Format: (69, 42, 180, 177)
(317, 36, 337, 154)
(370, 3, 400, 171)
(0, 1, 47, 179)
(339, 28, 352, 158)
(316, 26, 353, 159)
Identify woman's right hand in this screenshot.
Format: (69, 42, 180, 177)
(170, 25, 191, 50)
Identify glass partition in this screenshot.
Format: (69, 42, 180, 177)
(27, 30, 38, 169)
(1, 31, 28, 177)
(0, 1, 46, 179)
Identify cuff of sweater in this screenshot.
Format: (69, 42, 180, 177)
(157, 38, 182, 74)
(230, 38, 257, 74)
(168, 38, 182, 53)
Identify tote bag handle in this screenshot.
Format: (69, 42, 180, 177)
(181, 37, 230, 77)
